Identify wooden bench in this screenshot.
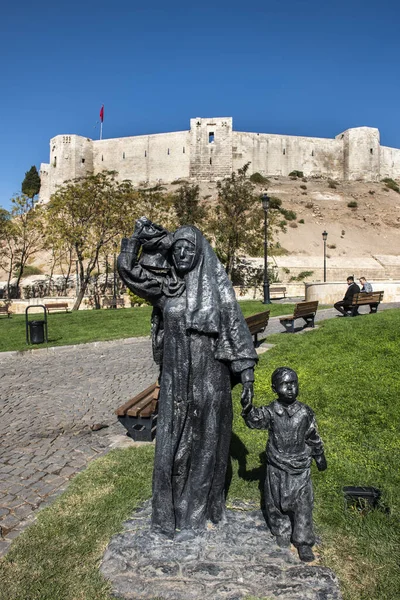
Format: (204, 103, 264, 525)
(115, 382, 159, 442)
(279, 301, 319, 333)
(347, 291, 384, 317)
(44, 302, 70, 313)
(245, 311, 270, 344)
(102, 297, 125, 309)
(0, 305, 11, 318)
(270, 286, 287, 298)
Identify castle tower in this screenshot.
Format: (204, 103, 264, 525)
(189, 117, 233, 181)
(39, 135, 93, 202)
(336, 127, 380, 181)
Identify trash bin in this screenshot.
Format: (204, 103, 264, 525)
(25, 305, 48, 345)
(29, 320, 45, 344)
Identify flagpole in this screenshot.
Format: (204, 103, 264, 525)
(99, 104, 104, 140)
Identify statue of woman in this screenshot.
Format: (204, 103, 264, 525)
(118, 217, 257, 540)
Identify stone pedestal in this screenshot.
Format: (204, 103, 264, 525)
(101, 500, 342, 600)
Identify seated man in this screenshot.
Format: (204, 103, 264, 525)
(334, 276, 360, 316)
(359, 277, 373, 292)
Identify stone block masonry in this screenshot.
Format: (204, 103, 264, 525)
(39, 117, 400, 203)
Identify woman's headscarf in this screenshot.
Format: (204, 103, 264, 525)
(167, 226, 257, 364)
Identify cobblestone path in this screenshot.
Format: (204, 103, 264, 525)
(0, 337, 158, 556)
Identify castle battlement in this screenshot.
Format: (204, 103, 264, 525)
(39, 117, 400, 202)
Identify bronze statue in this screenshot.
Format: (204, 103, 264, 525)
(241, 367, 327, 562)
(118, 217, 257, 540)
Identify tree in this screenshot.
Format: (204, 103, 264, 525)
(0, 196, 44, 298)
(208, 164, 261, 279)
(22, 166, 41, 202)
(171, 182, 208, 228)
(136, 184, 176, 232)
(44, 171, 138, 310)
(209, 163, 282, 280)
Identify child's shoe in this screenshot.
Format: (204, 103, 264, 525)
(298, 545, 315, 562)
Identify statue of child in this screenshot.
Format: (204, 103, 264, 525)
(241, 366, 327, 562)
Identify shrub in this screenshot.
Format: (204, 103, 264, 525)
(381, 178, 400, 193)
(269, 196, 282, 209)
(127, 289, 150, 306)
(279, 219, 287, 229)
(250, 172, 270, 185)
(280, 208, 297, 221)
(289, 270, 314, 282)
(302, 177, 308, 182)
(300, 184, 307, 190)
(328, 179, 337, 189)
(298, 219, 305, 224)
(283, 267, 290, 274)
(270, 243, 289, 256)
(301, 192, 307, 195)
(305, 202, 313, 209)
(16, 265, 43, 277)
(288, 170, 304, 178)
(368, 190, 375, 195)
(327, 243, 336, 249)
(347, 201, 358, 208)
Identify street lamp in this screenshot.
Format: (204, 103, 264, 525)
(261, 193, 271, 304)
(322, 230, 328, 282)
(113, 243, 118, 308)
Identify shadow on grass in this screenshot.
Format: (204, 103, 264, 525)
(227, 432, 266, 513)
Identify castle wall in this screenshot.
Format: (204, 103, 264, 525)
(92, 131, 190, 185)
(380, 145, 400, 179)
(39, 118, 400, 203)
(232, 132, 343, 179)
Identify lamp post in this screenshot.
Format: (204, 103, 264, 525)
(261, 193, 271, 304)
(322, 230, 328, 282)
(113, 244, 118, 308)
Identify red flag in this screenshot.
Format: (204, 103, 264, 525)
(99, 105, 104, 123)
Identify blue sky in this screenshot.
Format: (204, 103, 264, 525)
(1, 0, 400, 210)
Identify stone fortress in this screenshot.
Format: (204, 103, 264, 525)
(39, 116, 400, 203)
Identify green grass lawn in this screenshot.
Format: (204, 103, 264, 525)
(2, 309, 398, 600)
(0, 301, 297, 353)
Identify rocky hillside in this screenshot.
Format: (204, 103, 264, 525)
(1, 175, 400, 285)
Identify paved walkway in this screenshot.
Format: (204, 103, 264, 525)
(0, 338, 158, 555)
(0, 302, 399, 556)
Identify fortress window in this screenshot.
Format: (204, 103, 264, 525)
(145, 151, 147, 157)
(53, 156, 57, 167)
(311, 150, 314, 157)
(183, 147, 185, 153)
(283, 148, 286, 155)
(209, 132, 215, 144)
(168, 148, 170, 155)
(370, 148, 373, 155)
(101, 155, 104, 161)
(81, 158, 85, 164)
(210, 158, 212, 165)
(123, 152, 125, 159)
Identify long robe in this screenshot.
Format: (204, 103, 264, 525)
(118, 226, 257, 535)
